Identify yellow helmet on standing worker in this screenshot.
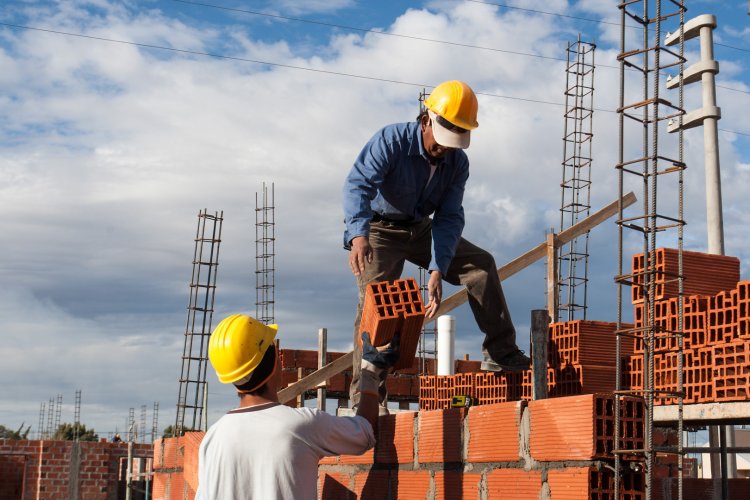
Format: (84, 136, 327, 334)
(424, 80, 479, 149)
(208, 314, 278, 385)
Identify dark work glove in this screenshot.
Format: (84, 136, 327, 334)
(361, 331, 400, 369)
(359, 331, 400, 396)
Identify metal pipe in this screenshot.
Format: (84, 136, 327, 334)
(437, 316, 455, 376)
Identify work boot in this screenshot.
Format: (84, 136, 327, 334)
(481, 349, 531, 372)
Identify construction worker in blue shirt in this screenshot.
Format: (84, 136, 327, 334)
(343, 80, 530, 409)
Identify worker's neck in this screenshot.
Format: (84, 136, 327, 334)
(238, 389, 278, 409)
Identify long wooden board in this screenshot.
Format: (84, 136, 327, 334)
(277, 191, 636, 404)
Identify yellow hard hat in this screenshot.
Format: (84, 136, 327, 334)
(424, 80, 479, 131)
(208, 314, 278, 385)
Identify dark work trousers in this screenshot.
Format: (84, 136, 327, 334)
(349, 217, 518, 408)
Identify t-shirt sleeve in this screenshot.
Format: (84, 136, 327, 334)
(305, 410, 375, 457)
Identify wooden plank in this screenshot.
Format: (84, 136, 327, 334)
(427, 191, 636, 323)
(277, 191, 637, 403)
(278, 351, 353, 404)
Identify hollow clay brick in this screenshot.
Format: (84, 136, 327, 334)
(530, 394, 643, 461)
(394, 470, 430, 500)
(418, 409, 463, 463)
(375, 412, 415, 464)
(466, 401, 523, 463)
(713, 339, 750, 402)
(486, 469, 542, 500)
(338, 446, 374, 465)
(549, 320, 635, 366)
(434, 471, 482, 500)
(631, 249, 739, 304)
(353, 470, 391, 499)
(359, 278, 426, 370)
(318, 471, 353, 499)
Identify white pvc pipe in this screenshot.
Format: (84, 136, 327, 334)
(437, 315, 455, 376)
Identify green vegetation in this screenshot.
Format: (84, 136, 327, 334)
(53, 422, 99, 441)
(0, 423, 31, 440)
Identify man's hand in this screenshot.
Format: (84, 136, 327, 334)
(425, 270, 443, 318)
(349, 236, 373, 277)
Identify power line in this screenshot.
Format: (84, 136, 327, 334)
(468, 0, 750, 55)
(171, 0, 563, 63)
(0, 22, 561, 105)
(1, 21, 748, 136)
(720, 128, 750, 138)
(170, 0, 749, 96)
(464, 0, 623, 28)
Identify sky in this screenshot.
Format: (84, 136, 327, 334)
(1, 0, 748, 439)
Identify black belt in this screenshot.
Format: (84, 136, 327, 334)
(371, 213, 420, 227)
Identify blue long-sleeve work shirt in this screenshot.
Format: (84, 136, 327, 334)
(343, 120, 469, 276)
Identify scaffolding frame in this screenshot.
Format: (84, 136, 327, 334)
(256, 183, 275, 325)
(175, 209, 223, 435)
(558, 36, 596, 322)
(614, 1, 687, 499)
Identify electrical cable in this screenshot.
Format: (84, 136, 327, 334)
(169, 0, 750, 96)
(171, 0, 563, 63)
(0, 21, 564, 106)
(1, 21, 748, 135)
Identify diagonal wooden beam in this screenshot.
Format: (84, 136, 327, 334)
(424, 190, 637, 324)
(277, 191, 637, 404)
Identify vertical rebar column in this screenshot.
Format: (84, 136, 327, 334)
(37, 402, 45, 440)
(74, 390, 81, 441)
(614, 1, 687, 499)
(666, 12, 731, 484)
(128, 407, 135, 442)
(46, 397, 54, 438)
(417, 266, 437, 375)
(175, 209, 223, 435)
(152, 402, 159, 444)
(53, 394, 62, 432)
(416, 88, 435, 375)
(256, 183, 275, 325)
(140, 405, 147, 444)
(558, 35, 596, 322)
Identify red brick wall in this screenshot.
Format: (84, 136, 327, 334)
(0, 453, 25, 500)
(151, 432, 204, 500)
(0, 439, 151, 500)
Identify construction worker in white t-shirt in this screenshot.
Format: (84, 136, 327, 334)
(195, 314, 399, 500)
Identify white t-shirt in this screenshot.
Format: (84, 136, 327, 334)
(195, 402, 375, 500)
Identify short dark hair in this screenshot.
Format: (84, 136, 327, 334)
(234, 345, 277, 396)
(417, 109, 428, 122)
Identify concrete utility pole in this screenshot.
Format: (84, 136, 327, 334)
(666, 14, 724, 255)
(666, 13, 733, 482)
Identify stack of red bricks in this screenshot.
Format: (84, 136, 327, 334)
(280, 349, 486, 404)
(419, 319, 632, 410)
(318, 393, 647, 499)
(625, 248, 748, 404)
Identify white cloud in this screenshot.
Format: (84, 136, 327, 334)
(1, 0, 748, 435)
